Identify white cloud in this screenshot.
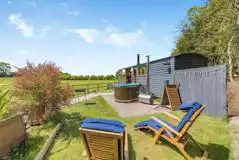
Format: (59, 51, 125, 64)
(30, 0, 37, 7)
(67, 57, 73, 61)
(105, 29, 143, 47)
(60, 2, 80, 16)
(141, 21, 148, 29)
(60, 2, 68, 9)
(8, 13, 34, 38)
(7, 0, 12, 4)
(101, 19, 109, 24)
(105, 26, 119, 33)
(70, 28, 100, 44)
(39, 26, 50, 38)
(17, 49, 28, 56)
(70, 26, 144, 47)
(66, 10, 80, 16)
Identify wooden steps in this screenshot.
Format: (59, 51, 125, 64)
(161, 85, 181, 111)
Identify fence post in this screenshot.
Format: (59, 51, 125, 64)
(97, 84, 99, 92)
(87, 84, 89, 93)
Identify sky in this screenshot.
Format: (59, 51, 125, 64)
(0, 0, 205, 75)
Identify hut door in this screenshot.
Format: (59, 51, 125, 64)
(130, 67, 136, 83)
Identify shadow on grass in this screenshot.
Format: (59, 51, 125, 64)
(84, 102, 97, 105)
(128, 134, 136, 160)
(12, 135, 47, 160)
(48, 111, 86, 140)
(158, 136, 230, 160)
(187, 141, 230, 160)
(139, 129, 230, 160)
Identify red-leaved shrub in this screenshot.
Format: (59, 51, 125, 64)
(13, 62, 74, 124)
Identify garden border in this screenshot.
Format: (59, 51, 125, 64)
(34, 123, 61, 160)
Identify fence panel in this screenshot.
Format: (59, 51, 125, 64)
(174, 65, 227, 117)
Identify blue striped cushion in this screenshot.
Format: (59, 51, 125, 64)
(176, 102, 202, 131)
(179, 101, 199, 111)
(80, 118, 125, 133)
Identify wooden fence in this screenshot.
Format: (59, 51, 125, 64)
(174, 65, 227, 117)
(72, 83, 116, 95)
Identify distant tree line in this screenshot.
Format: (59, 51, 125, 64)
(0, 62, 116, 80)
(0, 62, 14, 77)
(61, 72, 116, 80)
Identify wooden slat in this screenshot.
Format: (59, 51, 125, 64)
(166, 85, 181, 111)
(161, 85, 181, 111)
(80, 128, 127, 160)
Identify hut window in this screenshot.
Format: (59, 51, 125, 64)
(142, 67, 145, 75)
(138, 67, 146, 76)
(168, 67, 171, 74)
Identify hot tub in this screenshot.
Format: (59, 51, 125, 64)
(114, 83, 140, 103)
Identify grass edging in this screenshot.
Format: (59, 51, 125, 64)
(34, 123, 61, 160)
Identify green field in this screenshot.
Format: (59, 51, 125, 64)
(0, 78, 13, 89)
(0, 78, 116, 91)
(62, 80, 116, 85)
(62, 80, 116, 93)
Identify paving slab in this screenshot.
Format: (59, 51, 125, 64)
(102, 95, 170, 117)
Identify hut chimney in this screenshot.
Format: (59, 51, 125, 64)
(137, 54, 140, 65)
(146, 55, 150, 94)
(136, 54, 140, 83)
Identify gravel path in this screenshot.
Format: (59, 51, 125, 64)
(229, 116, 239, 160)
(70, 92, 112, 104)
(228, 82, 239, 160)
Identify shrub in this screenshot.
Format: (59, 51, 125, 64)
(13, 62, 74, 120)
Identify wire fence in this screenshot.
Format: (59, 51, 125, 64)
(72, 82, 116, 97)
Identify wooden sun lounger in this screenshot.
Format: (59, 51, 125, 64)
(80, 128, 129, 160)
(135, 105, 208, 160)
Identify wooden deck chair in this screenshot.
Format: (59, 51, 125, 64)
(134, 102, 208, 160)
(79, 118, 129, 160)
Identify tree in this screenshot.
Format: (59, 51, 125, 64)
(173, 0, 239, 81)
(61, 72, 71, 80)
(90, 75, 97, 80)
(0, 62, 11, 77)
(105, 74, 116, 80)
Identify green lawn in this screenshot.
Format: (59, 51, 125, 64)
(47, 96, 233, 160)
(0, 77, 13, 89)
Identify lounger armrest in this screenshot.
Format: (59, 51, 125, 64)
(151, 116, 182, 137)
(163, 112, 180, 122)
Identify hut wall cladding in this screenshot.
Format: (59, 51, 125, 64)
(174, 54, 208, 70)
(136, 57, 175, 97)
(174, 65, 227, 117)
(133, 53, 208, 97)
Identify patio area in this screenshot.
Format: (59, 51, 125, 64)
(102, 94, 170, 117)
